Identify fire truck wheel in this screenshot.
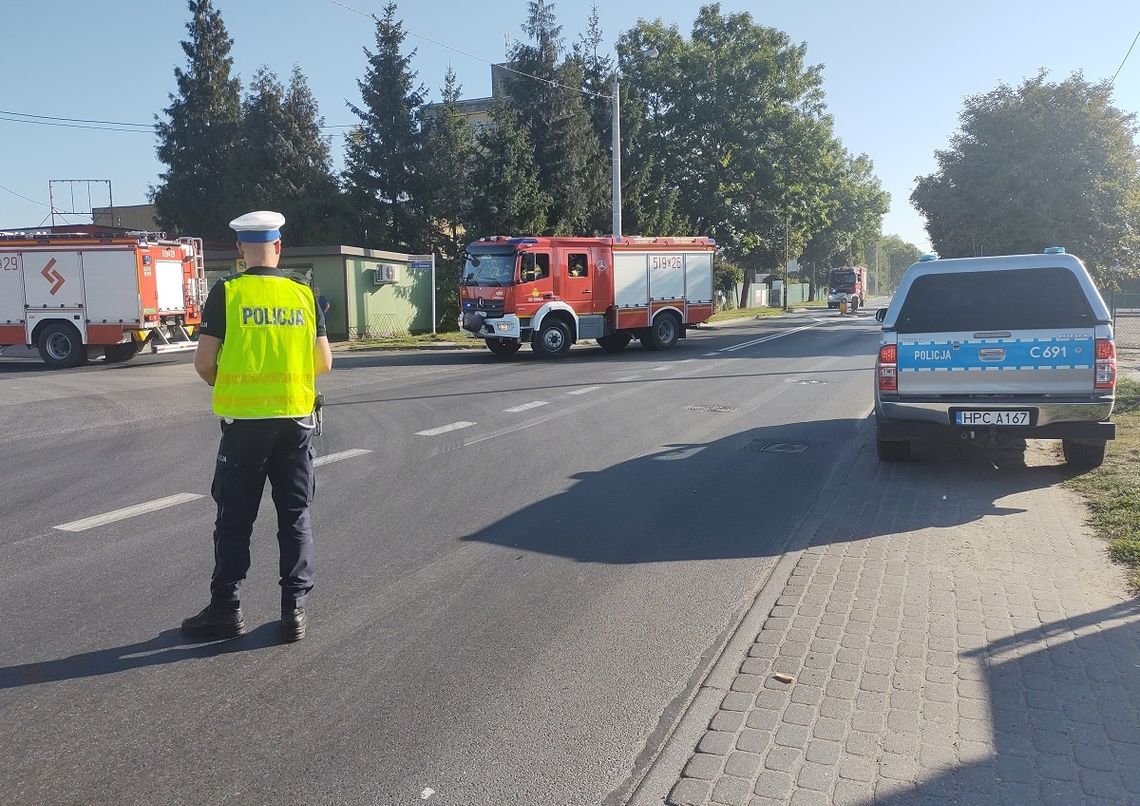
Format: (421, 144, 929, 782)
(596, 333, 632, 352)
(644, 312, 681, 350)
(532, 319, 571, 358)
(103, 342, 142, 363)
(37, 322, 87, 369)
(486, 338, 521, 357)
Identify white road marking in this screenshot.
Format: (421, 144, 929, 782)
(718, 323, 819, 353)
(504, 400, 549, 413)
(416, 421, 476, 436)
(612, 375, 640, 382)
(651, 365, 671, 371)
(55, 493, 204, 532)
(314, 448, 373, 467)
(420, 788, 435, 800)
(464, 413, 559, 446)
(566, 386, 601, 395)
(704, 352, 720, 357)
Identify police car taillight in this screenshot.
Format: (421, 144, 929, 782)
(878, 344, 897, 392)
(1095, 338, 1116, 391)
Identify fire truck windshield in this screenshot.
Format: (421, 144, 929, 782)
(829, 269, 856, 291)
(463, 253, 516, 287)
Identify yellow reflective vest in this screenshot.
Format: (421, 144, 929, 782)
(212, 274, 317, 418)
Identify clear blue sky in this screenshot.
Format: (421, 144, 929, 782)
(1, 0, 1138, 250)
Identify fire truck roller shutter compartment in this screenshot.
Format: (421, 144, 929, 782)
(614, 253, 649, 308)
(81, 250, 143, 326)
(685, 252, 714, 303)
(155, 260, 187, 312)
(26, 251, 84, 309)
(0, 252, 24, 338)
(649, 253, 686, 300)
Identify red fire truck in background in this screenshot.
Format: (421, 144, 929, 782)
(0, 229, 206, 368)
(826, 266, 868, 311)
(460, 235, 716, 357)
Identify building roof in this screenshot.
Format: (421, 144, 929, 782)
(205, 244, 412, 262)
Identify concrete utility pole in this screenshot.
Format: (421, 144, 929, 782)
(784, 212, 791, 311)
(611, 75, 622, 240)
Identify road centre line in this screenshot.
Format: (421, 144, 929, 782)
(718, 323, 819, 353)
(314, 448, 373, 467)
(55, 493, 204, 533)
(611, 375, 640, 382)
(651, 365, 672, 372)
(504, 400, 549, 413)
(415, 421, 476, 436)
(566, 386, 601, 396)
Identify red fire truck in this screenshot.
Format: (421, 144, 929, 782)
(459, 235, 716, 357)
(826, 266, 868, 311)
(0, 229, 206, 368)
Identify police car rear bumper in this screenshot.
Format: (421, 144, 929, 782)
(876, 397, 1115, 440)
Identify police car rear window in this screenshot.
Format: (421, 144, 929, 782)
(896, 267, 1094, 333)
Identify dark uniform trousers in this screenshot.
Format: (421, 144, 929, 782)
(210, 418, 316, 610)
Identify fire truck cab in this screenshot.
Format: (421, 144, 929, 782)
(460, 235, 716, 358)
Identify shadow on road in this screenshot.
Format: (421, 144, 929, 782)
(0, 623, 282, 690)
(460, 418, 1064, 566)
(871, 601, 1140, 805)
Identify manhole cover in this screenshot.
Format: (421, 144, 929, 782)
(761, 442, 807, 453)
(685, 405, 739, 414)
(788, 378, 829, 385)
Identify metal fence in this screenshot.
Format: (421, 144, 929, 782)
(347, 313, 409, 340)
(1112, 292, 1140, 349)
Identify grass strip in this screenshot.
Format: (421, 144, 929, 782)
(1065, 377, 1140, 590)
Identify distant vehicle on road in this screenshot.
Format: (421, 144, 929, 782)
(873, 248, 1117, 467)
(0, 228, 206, 368)
(459, 235, 716, 358)
(826, 266, 867, 310)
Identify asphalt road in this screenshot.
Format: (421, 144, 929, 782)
(0, 309, 882, 806)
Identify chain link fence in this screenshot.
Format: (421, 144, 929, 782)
(1112, 292, 1140, 349)
(347, 313, 409, 340)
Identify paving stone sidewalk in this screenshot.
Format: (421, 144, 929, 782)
(668, 442, 1140, 806)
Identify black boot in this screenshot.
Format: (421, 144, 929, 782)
(181, 603, 245, 640)
(281, 606, 306, 643)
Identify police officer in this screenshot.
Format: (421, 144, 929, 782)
(181, 211, 333, 643)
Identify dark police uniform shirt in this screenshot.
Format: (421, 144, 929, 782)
(200, 266, 327, 425)
(200, 266, 327, 340)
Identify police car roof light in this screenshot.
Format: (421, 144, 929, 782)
(917, 253, 939, 262)
(1043, 246, 1066, 254)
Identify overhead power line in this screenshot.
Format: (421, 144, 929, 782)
(1110, 28, 1140, 86)
(324, 0, 613, 100)
(0, 108, 151, 128)
(0, 181, 50, 207)
(0, 108, 357, 133)
(0, 114, 152, 134)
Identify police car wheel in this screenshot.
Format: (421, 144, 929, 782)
(37, 322, 87, 369)
(486, 338, 521, 356)
(1062, 439, 1106, 469)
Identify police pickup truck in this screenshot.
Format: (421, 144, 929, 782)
(874, 248, 1117, 467)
